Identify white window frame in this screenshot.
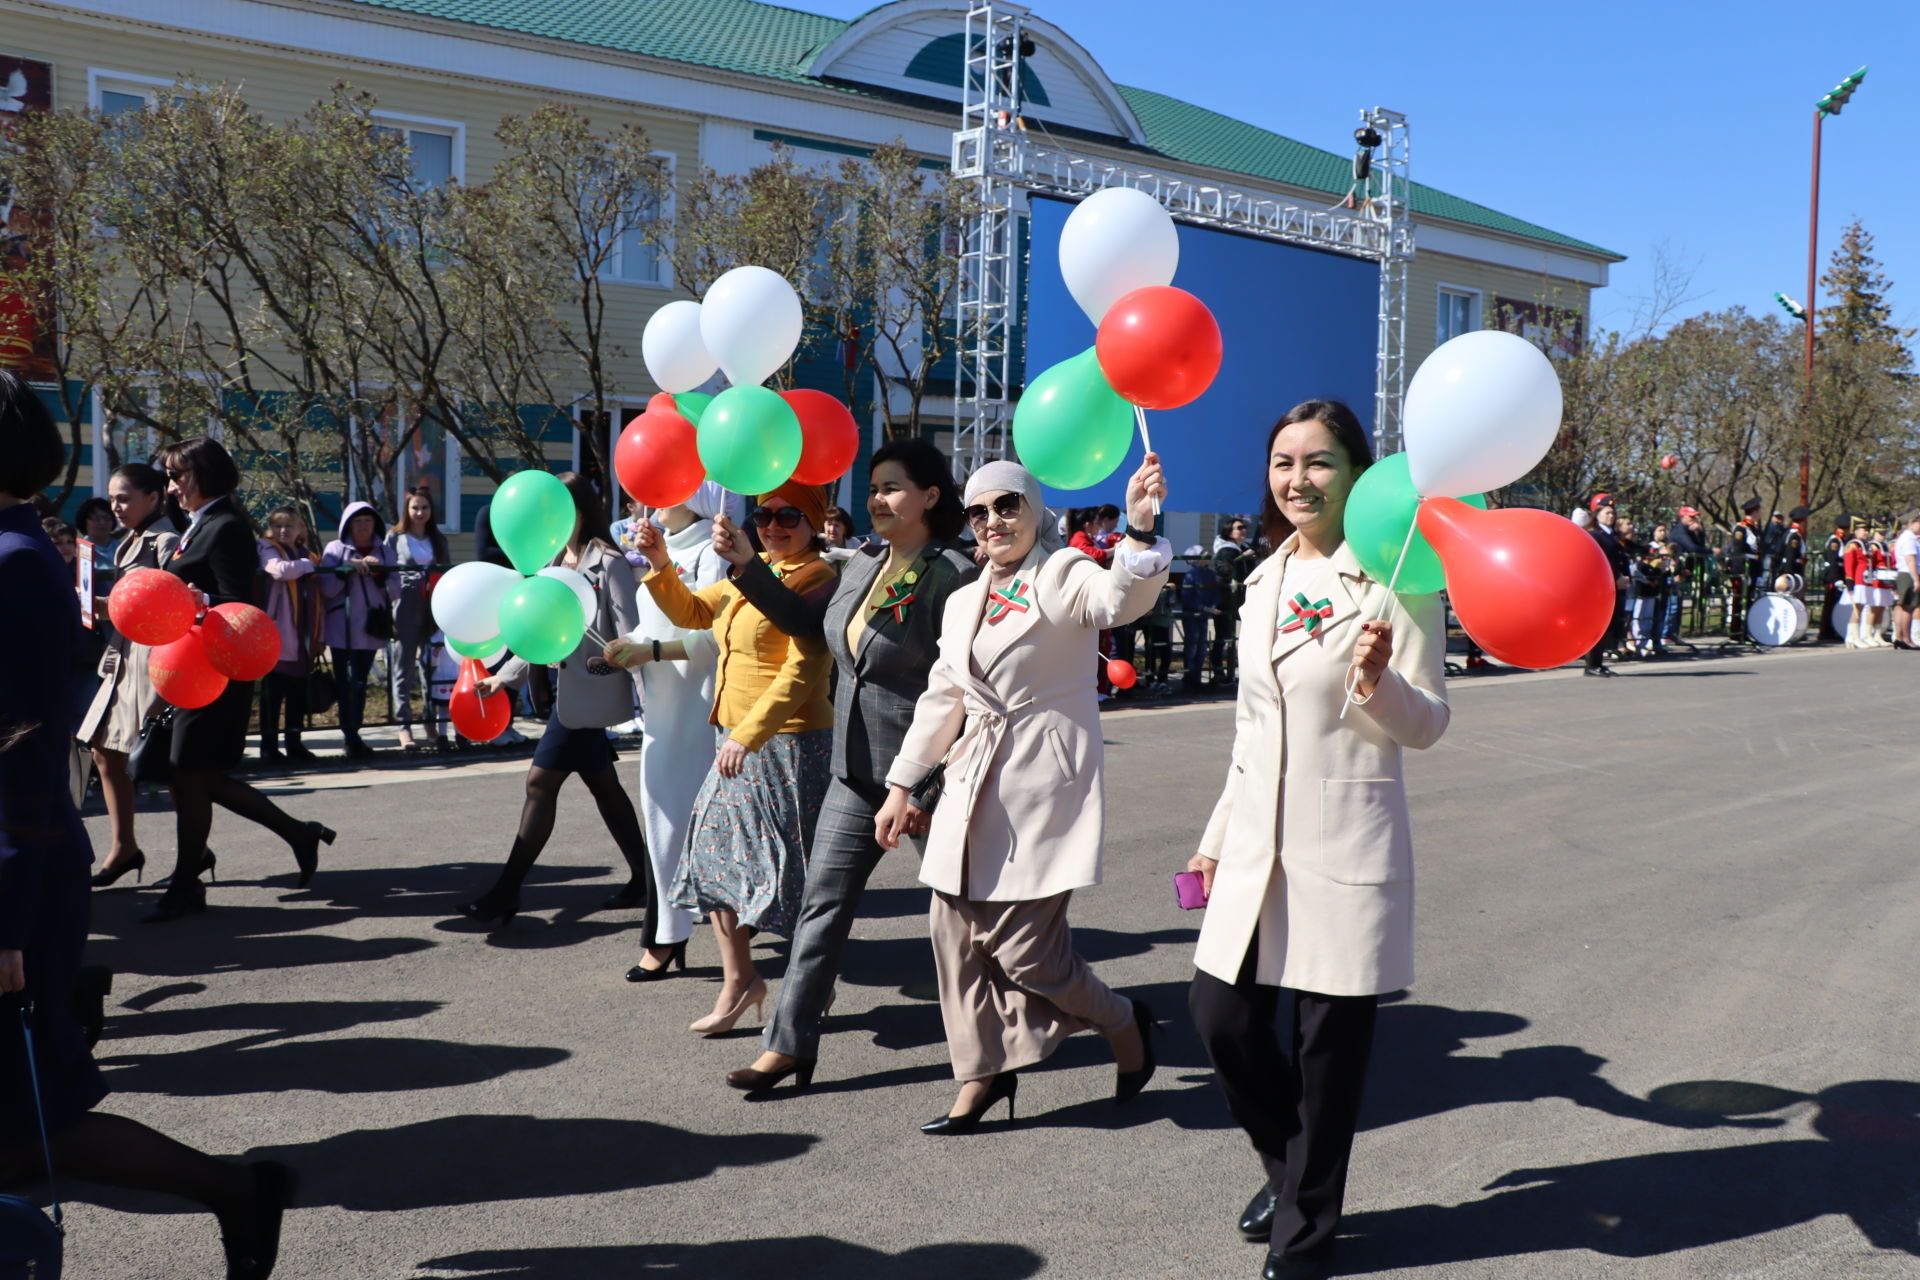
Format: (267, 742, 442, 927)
(87, 69, 172, 112)
(601, 151, 676, 290)
(369, 109, 467, 186)
(1435, 284, 1483, 345)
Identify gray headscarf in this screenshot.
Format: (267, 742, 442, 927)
(683, 481, 728, 522)
(965, 460, 1063, 555)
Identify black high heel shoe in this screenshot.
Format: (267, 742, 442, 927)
(217, 1159, 295, 1280)
(91, 849, 147, 887)
(140, 877, 207, 924)
(152, 850, 216, 890)
(921, 1072, 1018, 1135)
(1114, 998, 1157, 1105)
(291, 822, 334, 889)
(624, 941, 687, 982)
(599, 879, 647, 911)
(725, 1055, 817, 1095)
(458, 888, 519, 929)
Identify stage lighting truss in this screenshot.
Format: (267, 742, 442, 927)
(950, 0, 1413, 476)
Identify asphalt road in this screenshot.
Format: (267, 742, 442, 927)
(61, 644, 1920, 1279)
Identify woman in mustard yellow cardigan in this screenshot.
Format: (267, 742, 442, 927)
(609, 483, 837, 1034)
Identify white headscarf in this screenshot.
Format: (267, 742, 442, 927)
(965, 460, 1063, 554)
(684, 482, 728, 522)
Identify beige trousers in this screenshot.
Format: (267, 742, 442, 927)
(929, 889, 1134, 1082)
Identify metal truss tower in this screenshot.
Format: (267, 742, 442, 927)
(951, 0, 1413, 472)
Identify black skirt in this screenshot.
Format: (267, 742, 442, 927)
(0, 840, 108, 1142)
(530, 711, 618, 774)
(170, 677, 255, 771)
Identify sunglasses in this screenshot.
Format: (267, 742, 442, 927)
(749, 506, 807, 530)
(163, 467, 189, 481)
(963, 494, 1024, 527)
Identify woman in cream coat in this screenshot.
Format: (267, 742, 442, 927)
(1185, 401, 1449, 1280)
(876, 456, 1168, 1135)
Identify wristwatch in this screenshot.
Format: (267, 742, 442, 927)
(651, 640, 661, 662)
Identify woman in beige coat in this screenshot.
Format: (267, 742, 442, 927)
(876, 456, 1168, 1135)
(1185, 401, 1449, 1280)
(1182, 402, 1451, 1280)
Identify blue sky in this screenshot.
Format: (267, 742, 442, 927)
(805, 0, 1917, 339)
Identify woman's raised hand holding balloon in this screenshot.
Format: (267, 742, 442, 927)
(1125, 452, 1167, 531)
(631, 518, 670, 571)
(710, 514, 754, 567)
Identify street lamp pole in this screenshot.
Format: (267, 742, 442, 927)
(1802, 66, 1867, 509)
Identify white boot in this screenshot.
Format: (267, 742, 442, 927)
(1865, 615, 1887, 646)
(1845, 616, 1862, 649)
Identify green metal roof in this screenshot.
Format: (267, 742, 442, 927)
(344, 0, 1621, 259)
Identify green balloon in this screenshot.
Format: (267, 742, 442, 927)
(446, 633, 503, 660)
(1012, 348, 1135, 491)
(497, 575, 584, 665)
(491, 469, 575, 576)
(697, 384, 802, 495)
(673, 391, 713, 425)
(1344, 452, 1488, 594)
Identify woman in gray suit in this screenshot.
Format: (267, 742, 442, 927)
(714, 438, 978, 1095)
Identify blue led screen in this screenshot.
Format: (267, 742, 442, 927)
(1024, 194, 1379, 515)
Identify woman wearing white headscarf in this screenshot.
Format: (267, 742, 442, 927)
(612, 483, 730, 979)
(875, 454, 1171, 1134)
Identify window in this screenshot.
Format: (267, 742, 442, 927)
(1437, 286, 1480, 345)
(369, 111, 464, 189)
(602, 155, 674, 287)
(88, 70, 170, 115)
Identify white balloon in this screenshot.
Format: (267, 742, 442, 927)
(537, 565, 597, 627)
(699, 265, 802, 387)
(1058, 186, 1179, 324)
(641, 300, 716, 394)
(1403, 330, 1564, 498)
(430, 561, 522, 645)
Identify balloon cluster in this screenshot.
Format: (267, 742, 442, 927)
(1015, 188, 1222, 491)
(107, 569, 281, 709)
(616, 268, 859, 507)
(1342, 330, 1613, 670)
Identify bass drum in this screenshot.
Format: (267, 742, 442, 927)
(1747, 592, 1810, 647)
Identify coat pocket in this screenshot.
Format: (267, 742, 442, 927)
(1043, 727, 1075, 779)
(1312, 778, 1412, 886)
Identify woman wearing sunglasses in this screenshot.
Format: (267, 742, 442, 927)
(702, 439, 978, 1096)
(607, 483, 835, 1035)
(874, 454, 1170, 1134)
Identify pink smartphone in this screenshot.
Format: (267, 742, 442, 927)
(1173, 870, 1209, 910)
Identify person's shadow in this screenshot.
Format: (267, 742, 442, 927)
(412, 1236, 1044, 1280)
(1336, 1078, 1920, 1271)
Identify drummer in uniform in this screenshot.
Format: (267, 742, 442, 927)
(1820, 515, 1850, 643)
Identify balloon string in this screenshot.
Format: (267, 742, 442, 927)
(1133, 406, 1161, 517)
(1338, 516, 1419, 722)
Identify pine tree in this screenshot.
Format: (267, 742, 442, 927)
(1818, 219, 1911, 361)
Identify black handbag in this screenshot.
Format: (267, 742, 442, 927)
(306, 655, 337, 717)
(908, 759, 946, 813)
(128, 709, 174, 786)
(0, 997, 65, 1280)
(363, 602, 395, 643)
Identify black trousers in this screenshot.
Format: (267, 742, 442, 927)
(1190, 943, 1379, 1262)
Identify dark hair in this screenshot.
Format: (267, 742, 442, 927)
(1258, 398, 1375, 553)
(821, 505, 855, 543)
(343, 503, 384, 545)
(558, 471, 616, 555)
(75, 495, 112, 530)
(109, 461, 182, 529)
(870, 437, 965, 542)
(1096, 503, 1120, 522)
(1071, 507, 1101, 534)
(1218, 514, 1248, 537)
(390, 485, 450, 561)
(0, 369, 64, 499)
(154, 435, 241, 502)
(42, 516, 75, 540)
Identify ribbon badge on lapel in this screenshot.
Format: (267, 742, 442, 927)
(1278, 592, 1334, 637)
(985, 577, 1031, 624)
(876, 578, 917, 625)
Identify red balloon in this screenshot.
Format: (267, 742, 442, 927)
(148, 626, 230, 709)
(449, 657, 512, 743)
(201, 602, 281, 681)
(1106, 658, 1138, 690)
(108, 567, 196, 646)
(1094, 285, 1223, 411)
(1416, 497, 1615, 670)
(615, 393, 705, 508)
(1660, 454, 1678, 471)
(781, 389, 860, 486)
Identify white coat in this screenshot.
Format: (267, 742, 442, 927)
(888, 539, 1169, 902)
(1191, 535, 1450, 995)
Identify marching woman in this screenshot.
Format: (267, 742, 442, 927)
(80, 463, 179, 886)
(608, 483, 835, 1035)
(457, 473, 650, 926)
(874, 456, 1168, 1135)
(711, 439, 978, 1094)
(1185, 401, 1450, 1280)
(386, 487, 451, 751)
(256, 506, 326, 764)
(605, 482, 730, 980)
(148, 437, 334, 923)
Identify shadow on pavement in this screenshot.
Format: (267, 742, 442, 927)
(1336, 1079, 1920, 1270)
(412, 1237, 1045, 1280)
(102, 997, 441, 1046)
(98, 1035, 568, 1095)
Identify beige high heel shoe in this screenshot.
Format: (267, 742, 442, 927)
(689, 978, 767, 1036)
